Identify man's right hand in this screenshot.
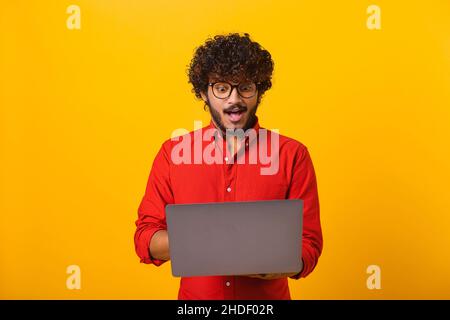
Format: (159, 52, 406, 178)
(149, 229, 170, 261)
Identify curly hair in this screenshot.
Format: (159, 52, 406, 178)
(187, 33, 274, 102)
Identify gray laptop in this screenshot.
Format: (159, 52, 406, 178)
(165, 199, 303, 277)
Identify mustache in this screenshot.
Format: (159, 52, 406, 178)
(223, 105, 248, 113)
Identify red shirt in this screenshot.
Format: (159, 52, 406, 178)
(134, 118, 323, 300)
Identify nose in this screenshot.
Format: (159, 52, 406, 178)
(227, 86, 244, 105)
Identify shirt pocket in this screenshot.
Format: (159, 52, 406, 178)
(238, 176, 288, 201)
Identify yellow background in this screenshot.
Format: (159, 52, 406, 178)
(1, 0, 450, 299)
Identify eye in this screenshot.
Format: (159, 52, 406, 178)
(214, 83, 230, 93)
(239, 83, 255, 92)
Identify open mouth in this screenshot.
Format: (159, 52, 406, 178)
(224, 108, 247, 123)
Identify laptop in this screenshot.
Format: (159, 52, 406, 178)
(165, 199, 303, 277)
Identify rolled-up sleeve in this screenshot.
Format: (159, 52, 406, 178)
(134, 140, 174, 266)
(287, 144, 323, 280)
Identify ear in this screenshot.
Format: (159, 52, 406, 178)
(200, 91, 207, 102)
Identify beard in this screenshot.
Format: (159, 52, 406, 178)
(205, 97, 259, 133)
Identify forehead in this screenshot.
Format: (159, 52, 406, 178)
(208, 73, 252, 84)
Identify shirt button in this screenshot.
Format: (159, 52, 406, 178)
(226, 187, 231, 192)
(225, 281, 231, 287)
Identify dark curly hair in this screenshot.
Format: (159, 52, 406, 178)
(187, 33, 274, 103)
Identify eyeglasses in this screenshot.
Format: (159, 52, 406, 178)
(208, 81, 259, 99)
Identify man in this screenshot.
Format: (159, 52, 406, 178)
(134, 33, 323, 300)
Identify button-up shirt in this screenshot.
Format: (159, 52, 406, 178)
(134, 117, 323, 300)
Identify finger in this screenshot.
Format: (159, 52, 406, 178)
(245, 274, 266, 279)
(259, 274, 281, 280)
